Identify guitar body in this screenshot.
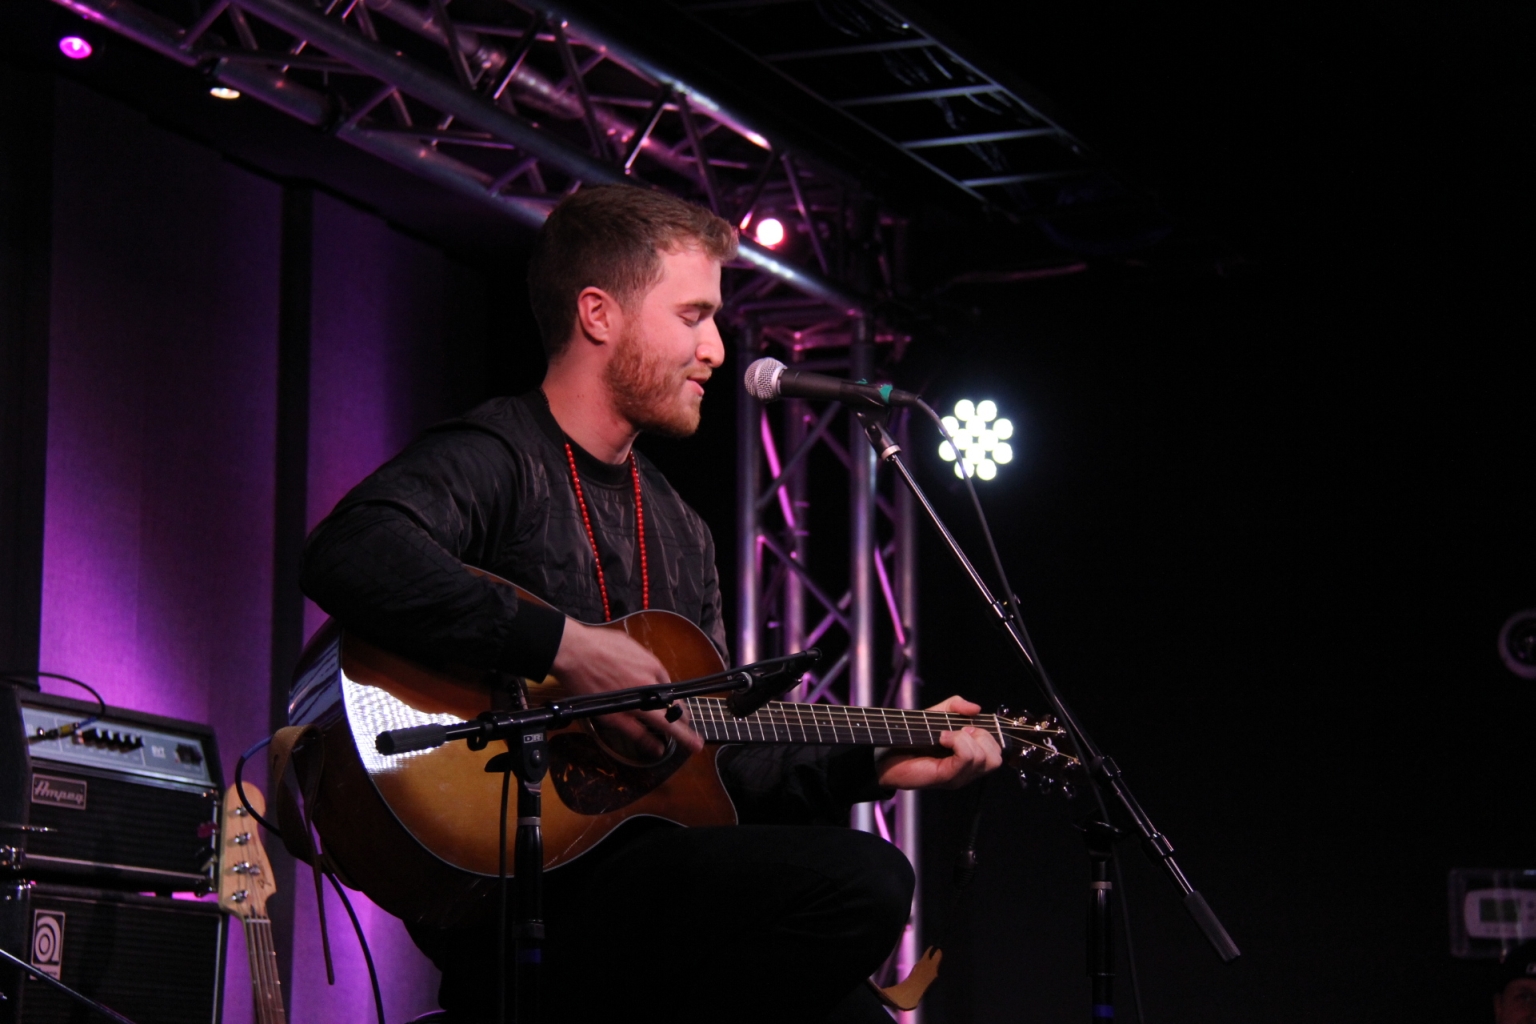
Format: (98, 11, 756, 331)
(287, 583, 736, 930)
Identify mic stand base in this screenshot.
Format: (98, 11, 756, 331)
(482, 720, 549, 1024)
(1084, 820, 1120, 1023)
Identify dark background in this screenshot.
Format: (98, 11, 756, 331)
(2, 1, 1531, 1021)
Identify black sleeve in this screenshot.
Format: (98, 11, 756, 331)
(717, 745, 893, 827)
(300, 428, 566, 679)
(697, 529, 729, 659)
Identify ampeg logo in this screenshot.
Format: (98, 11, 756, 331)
(31, 773, 87, 810)
(31, 910, 65, 978)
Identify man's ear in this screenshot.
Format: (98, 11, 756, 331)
(574, 286, 623, 345)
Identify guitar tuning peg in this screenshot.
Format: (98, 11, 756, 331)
(996, 705, 1014, 721)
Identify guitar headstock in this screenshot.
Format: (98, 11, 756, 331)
(217, 783, 278, 920)
(996, 708, 1083, 797)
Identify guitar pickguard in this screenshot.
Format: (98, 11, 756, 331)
(548, 729, 693, 814)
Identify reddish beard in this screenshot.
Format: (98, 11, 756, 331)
(603, 325, 704, 438)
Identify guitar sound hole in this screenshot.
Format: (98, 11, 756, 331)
(548, 731, 691, 815)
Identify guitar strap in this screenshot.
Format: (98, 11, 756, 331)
(267, 724, 337, 986)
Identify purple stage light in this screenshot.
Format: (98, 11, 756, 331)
(753, 217, 785, 248)
(58, 36, 93, 60)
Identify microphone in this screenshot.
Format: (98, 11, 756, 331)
(744, 357, 920, 409)
(728, 648, 822, 717)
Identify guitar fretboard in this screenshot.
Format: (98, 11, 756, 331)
(684, 697, 1042, 750)
(243, 917, 287, 1024)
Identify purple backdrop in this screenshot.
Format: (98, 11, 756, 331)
(289, 192, 450, 1023)
(39, 81, 453, 1023)
(40, 80, 280, 1023)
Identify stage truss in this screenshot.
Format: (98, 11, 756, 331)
(49, 0, 959, 1009)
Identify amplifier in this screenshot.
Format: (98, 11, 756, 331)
(0, 687, 222, 893)
(0, 880, 225, 1024)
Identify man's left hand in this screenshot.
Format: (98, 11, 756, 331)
(875, 695, 1003, 790)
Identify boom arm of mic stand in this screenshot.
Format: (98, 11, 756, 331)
(856, 412, 1241, 964)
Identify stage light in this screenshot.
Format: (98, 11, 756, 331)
(745, 131, 771, 149)
(753, 217, 785, 248)
(58, 36, 93, 60)
(937, 398, 1014, 480)
(209, 86, 241, 100)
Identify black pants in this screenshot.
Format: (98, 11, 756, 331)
(411, 822, 915, 1023)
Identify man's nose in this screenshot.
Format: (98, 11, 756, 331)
(698, 320, 725, 368)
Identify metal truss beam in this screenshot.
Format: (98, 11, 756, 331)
(737, 321, 925, 1019)
(56, 0, 862, 313)
(676, 0, 1138, 224)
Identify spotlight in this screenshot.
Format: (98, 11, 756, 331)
(209, 86, 241, 100)
(753, 217, 785, 248)
(1500, 609, 1536, 680)
(938, 398, 1014, 481)
(58, 36, 93, 60)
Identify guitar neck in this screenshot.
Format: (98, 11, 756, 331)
(685, 697, 997, 748)
(242, 917, 287, 1024)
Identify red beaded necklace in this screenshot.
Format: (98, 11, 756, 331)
(563, 442, 649, 622)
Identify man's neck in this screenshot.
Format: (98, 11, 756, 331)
(541, 364, 637, 465)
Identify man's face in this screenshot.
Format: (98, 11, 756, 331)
(1496, 979, 1536, 1024)
(604, 244, 725, 438)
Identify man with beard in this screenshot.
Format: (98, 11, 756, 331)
(301, 185, 1001, 1023)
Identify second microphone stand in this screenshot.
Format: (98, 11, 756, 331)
(855, 411, 1239, 1021)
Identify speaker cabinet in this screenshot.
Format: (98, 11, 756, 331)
(0, 880, 226, 1024)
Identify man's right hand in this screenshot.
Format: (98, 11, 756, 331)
(549, 619, 703, 762)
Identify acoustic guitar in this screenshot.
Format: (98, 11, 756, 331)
(217, 783, 286, 1024)
(287, 576, 1077, 930)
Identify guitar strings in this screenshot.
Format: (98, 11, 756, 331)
(246, 917, 277, 1024)
(679, 698, 1071, 759)
(685, 697, 1060, 733)
(681, 698, 1059, 737)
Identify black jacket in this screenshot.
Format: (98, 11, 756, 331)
(300, 391, 885, 825)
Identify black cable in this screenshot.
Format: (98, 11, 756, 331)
(498, 765, 512, 1024)
(917, 400, 1149, 1024)
(1113, 849, 1147, 1024)
(2, 669, 105, 740)
(235, 734, 384, 1024)
(326, 872, 386, 1024)
(233, 735, 283, 837)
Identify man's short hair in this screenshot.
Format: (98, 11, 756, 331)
(527, 185, 738, 358)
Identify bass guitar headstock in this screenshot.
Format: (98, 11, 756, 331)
(217, 783, 278, 920)
(995, 707, 1083, 799)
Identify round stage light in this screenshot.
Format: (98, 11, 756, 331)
(58, 36, 93, 60)
(209, 86, 242, 100)
(753, 217, 785, 248)
(937, 398, 1014, 481)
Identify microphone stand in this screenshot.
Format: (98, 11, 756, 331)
(373, 650, 819, 1024)
(0, 945, 140, 1024)
(855, 412, 1239, 1020)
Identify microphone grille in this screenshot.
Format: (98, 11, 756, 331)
(743, 358, 786, 402)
